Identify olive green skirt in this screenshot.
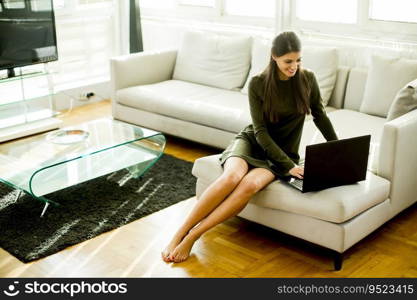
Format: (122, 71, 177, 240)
(219, 127, 280, 176)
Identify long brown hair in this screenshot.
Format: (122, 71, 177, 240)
(262, 31, 311, 122)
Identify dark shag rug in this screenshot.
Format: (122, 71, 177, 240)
(0, 154, 196, 263)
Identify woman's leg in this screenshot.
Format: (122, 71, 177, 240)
(162, 157, 249, 261)
(168, 167, 275, 263)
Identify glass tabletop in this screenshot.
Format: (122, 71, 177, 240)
(0, 118, 166, 197)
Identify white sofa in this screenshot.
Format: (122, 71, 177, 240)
(110, 32, 417, 270)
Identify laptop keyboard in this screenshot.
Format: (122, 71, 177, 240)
(291, 178, 304, 189)
(287, 160, 304, 190)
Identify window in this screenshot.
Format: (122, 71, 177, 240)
(140, 0, 174, 9)
(52, 0, 112, 11)
(3, 0, 25, 9)
(140, 0, 274, 27)
(178, 0, 215, 7)
(78, 0, 112, 4)
(292, 0, 417, 41)
(296, 0, 357, 24)
(31, 0, 52, 12)
(369, 0, 417, 23)
(224, 0, 274, 18)
(141, 0, 216, 9)
(53, 0, 65, 9)
(50, 0, 117, 87)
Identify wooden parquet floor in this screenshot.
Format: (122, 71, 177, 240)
(1, 100, 416, 277)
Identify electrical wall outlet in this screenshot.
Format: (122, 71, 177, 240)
(78, 93, 89, 101)
(78, 92, 95, 101)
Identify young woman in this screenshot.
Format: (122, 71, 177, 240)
(162, 31, 338, 263)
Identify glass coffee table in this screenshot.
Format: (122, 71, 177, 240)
(0, 118, 166, 216)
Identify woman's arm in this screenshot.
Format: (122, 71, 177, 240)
(249, 77, 296, 174)
(308, 71, 338, 141)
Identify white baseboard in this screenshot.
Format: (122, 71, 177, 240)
(53, 80, 111, 111)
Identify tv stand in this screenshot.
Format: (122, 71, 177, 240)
(0, 68, 43, 80)
(0, 65, 61, 143)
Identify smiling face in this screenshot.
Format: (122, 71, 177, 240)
(272, 51, 302, 80)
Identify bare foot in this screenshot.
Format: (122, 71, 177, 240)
(161, 233, 186, 262)
(169, 234, 198, 263)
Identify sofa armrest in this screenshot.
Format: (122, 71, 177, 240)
(378, 109, 417, 215)
(110, 49, 177, 92)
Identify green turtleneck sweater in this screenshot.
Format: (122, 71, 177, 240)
(220, 69, 338, 177)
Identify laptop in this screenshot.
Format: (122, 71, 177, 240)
(284, 135, 371, 193)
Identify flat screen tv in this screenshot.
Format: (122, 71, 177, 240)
(0, 0, 58, 78)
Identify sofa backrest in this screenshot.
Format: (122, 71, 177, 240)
(173, 31, 252, 90)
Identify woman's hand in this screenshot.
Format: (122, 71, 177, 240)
(289, 166, 304, 179)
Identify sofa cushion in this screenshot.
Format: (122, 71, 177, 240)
(192, 154, 390, 223)
(302, 46, 338, 106)
(360, 55, 417, 118)
(241, 38, 338, 106)
(386, 78, 417, 121)
(116, 80, 251, 133)
(344, 68, 368, 111)
(172, 31, 252, 90)
(300, 109, 385, 173)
